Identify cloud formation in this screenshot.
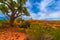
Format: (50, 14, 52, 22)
(22, 0, 60, 20)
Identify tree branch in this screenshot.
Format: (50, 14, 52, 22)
(1, 2, 16, 18)
(1, 2, 12, 11)
(1, 1, 16, 17)
(14, 6, 21, 14)
(15, 13, 22, 18)
(14, 0, 22, 14)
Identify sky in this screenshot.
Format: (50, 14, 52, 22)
(22, 0, 60, 20)
(0, 0, 60, 20)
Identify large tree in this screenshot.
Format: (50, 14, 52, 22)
(0, 0, 30, 26)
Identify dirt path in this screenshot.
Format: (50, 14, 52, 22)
(0, 27, 28, 40)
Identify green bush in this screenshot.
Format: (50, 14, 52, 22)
(27, 23, 45, 40)
(27, 22, 60, 40)
(15, 20, 60, 40)
(49, 28, 60, 40)
(0, 23, 3, 28)
(19, 21, 31, 29)
(0, 20, 9, 28)
(18, 28, 25, 33)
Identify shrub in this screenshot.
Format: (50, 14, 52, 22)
(0, 23, 3, 28)
(0, 20, 10, 28)
(27, 23, 44, 40)
(14, 18, 24, 26)
(19, 21, 31, 29)
(18, 21, 60, 40)
(18, 28, 25, 33)
(27, 22, 60, 40)
(49, 28, 60, 40)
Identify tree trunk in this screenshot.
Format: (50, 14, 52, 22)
(10, 11, 15, 27)
(10, 16, 15, 27)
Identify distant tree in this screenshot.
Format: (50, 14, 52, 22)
(0, 0, 30, 26)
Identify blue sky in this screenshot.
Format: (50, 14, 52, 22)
(22, 0, 60, 20)
(0, 0, 60, 20)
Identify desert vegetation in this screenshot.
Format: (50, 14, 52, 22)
(0, 19, 60, 40)
(6, 19, 60, 40)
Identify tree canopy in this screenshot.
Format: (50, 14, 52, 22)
(0, 0, 30, 26)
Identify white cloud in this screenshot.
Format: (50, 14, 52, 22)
(27, 11, 60, 20)
(25, 0, 32, 8)
(47, 11, 60, 18)
(40, 0, 53, 11)
(22, 11, 60, 20)
(23, 0, 60, 20)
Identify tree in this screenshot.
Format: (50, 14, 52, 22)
(0, 0, 30, 26)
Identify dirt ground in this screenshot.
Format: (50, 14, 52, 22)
(0, 27, 29, 40)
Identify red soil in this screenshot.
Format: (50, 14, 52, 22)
(0, 27, 28, 40)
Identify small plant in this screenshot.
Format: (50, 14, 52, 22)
(18, 28, 25, 33)
(19, 21, 31, 29)
(0, 20, 9, 28)
(0, 23, 3, 28)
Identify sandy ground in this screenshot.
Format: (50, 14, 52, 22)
(0, 27, 28, 40)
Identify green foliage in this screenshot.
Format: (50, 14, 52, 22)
(18, 21, 30, 29)
(0, 4, 9, 14)
(17, 0, 27, 4)
(0, 20, 9, 28)
(49, 29, 60, 40)
(27, 23, 46, 40)
(0, 23, 3, 28)
(22, 7, 30, 16)
(18, 28, 25, 33)
(26, 22, 60, 40)
(9, 1, 17, 11)
(0, 0, 30, 27)
(16, 18, 24, 22)
(0, 0, 3, 2)
(0, 0, 29, 25)
(14, 18, 24, 26)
